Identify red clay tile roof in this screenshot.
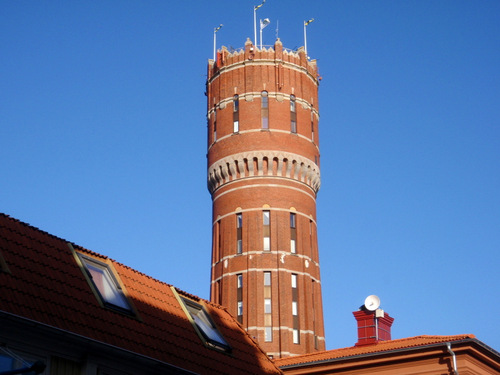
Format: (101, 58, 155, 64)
(0, 213, 282, 375)
(274, 334, 477, 367)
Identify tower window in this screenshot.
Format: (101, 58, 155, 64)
(213, 107, 217, 142)
(291, 273, 297, 289)
(264, 271, 271, 286)
(236, 213, 243, 254)
(293, 329, 300, 344)
(264, 299, 272, 313)
(265, 326, 272, 342)
(290, 95, 297, 133)
(214, 220, 221, 263)
(290, 213, 297, 254)
(263, 271, 272, 342)
(291, 273, 299, 344)
(311, 111, 315, 142)
(261, 91, 269, 129)
(237, 301, 243, 316)
(233, 94, 239, 133)
(237, 273, 243, 323)
(263, 210, 270, 251)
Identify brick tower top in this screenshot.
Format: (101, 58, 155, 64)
(208, 38, 320, 85)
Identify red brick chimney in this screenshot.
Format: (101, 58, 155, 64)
(353, 308, 394, 346)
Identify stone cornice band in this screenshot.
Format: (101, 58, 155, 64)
(207, 150, 321, 194)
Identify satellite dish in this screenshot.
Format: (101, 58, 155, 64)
(364, 295, 381, 311)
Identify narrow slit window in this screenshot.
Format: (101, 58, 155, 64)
(265, 326, 272, 342)
(237, 301, 243, 317)
(263, 210, 270, 251)
(292, 272, 299, 344)
(311, 111, 315, 141)
(264, 298, 272, 314)
(290, 213, 297, 254)
(261, 91, 269, 129)
(293, 329, 300, 344)
(290, 94, 297, 133)
(291, 274, 297, 289)
(264, 271, 271, 286)
(236, 213, 243, 254)
(263, 271, 272, 342)
(233, 94, 239, 133)
(213, 107, 217, 141)
(237, 274, 243, 323)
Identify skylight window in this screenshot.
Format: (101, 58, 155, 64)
(0, 250, 11, 273)
(173, 288, 231, 352)
(77, 253, 132, 313)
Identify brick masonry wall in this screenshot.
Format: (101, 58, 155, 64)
(207, 39, 325, 357)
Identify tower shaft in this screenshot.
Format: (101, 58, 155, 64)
(206, 38, 325, 358)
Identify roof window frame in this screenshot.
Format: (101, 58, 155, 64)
(69, 244, 137, 317)
(171, 287, 232, 354)
(0, 249, 11, 274)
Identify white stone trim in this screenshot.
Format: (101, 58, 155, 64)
(210, 266, 321, 284)
(207, 150, 320, 194)
(213, 206, 317, 225)
(207, 128, 320, 154)
(212, 181, 317, 203)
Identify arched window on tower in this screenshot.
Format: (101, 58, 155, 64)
(261, 91, 269, 129)
(290, 94, 297, 133)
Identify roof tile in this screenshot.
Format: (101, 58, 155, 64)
(274, 334, 477, 367)
(0, 213, 281, 375)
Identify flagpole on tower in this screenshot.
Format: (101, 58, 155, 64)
(254, 0, 266, 46)
(304, 18, 314, 56)
(213, 24, 223, 61)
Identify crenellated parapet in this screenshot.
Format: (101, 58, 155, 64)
(207, 150, 321, 194)
(208, 38, 319, 86)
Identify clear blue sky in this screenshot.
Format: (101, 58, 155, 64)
(1, 1, 499, 351)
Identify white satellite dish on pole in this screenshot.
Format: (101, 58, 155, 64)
(364, 295, 381, 311)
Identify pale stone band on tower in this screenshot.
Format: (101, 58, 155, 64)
(207, 150, 321, 194)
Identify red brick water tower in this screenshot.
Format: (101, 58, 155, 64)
(206, 38, 325, 358)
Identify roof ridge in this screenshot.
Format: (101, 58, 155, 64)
(0, 213, 78, 247)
